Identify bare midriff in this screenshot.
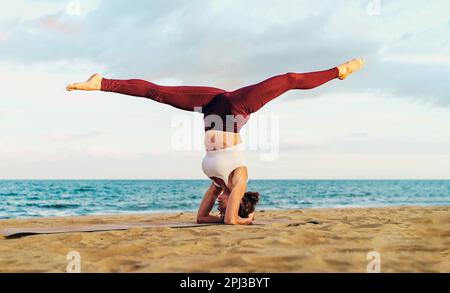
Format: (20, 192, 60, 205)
(204, 130, 242, 151)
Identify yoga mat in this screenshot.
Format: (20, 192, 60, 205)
(0, 219, 320, 239)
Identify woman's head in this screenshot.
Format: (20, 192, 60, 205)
(218, 191, 260, 219)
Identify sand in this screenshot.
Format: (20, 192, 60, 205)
(0, 206, 449, 272)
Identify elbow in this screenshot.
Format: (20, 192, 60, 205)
(224, 211, 239, 225)
(196, 217, 204, 224)
(224, 218, 238, 225)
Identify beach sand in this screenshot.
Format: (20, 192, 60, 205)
(0, 206, 449, 272)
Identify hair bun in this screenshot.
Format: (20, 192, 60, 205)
(245, 191, 260, 204)
(239, 191, 260, 218)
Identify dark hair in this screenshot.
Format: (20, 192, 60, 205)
(238, 191, 260, 218)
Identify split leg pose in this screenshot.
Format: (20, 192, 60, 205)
(67, 58, 365, 225)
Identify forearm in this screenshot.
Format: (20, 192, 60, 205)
(197, 184, 223, 223)
(224, 188, 252, 225)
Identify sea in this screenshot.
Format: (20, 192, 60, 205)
(0, 180, 449, 219)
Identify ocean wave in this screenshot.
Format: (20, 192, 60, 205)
(37, 203, 81, 209)
(0, 192, 20, 197)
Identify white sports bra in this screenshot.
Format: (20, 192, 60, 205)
(201, 143, 247, 189)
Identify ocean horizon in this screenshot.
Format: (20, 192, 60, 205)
(1, 179, 449, 219)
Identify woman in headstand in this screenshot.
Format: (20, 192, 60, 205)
(67, 58, 365, 225)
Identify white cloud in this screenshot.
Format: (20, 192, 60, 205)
(0, 0, 65, 22)
(43, 131, 103, 142)
(381, 54, 450, 67)
(0, 31, 9, 41)
(0, 0, 102, 22)
(65, 0, 103, 18)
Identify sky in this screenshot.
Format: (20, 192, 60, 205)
(0, 0, 449, 179)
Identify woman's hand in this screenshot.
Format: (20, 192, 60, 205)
(237, 214, 254, 225)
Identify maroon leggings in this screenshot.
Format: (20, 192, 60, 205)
(101, 67, 339, 132)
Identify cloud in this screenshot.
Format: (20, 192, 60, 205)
(0, 31, 9, 41)
(43, 131, 103, 142)
(279, 139, 450, 156)
(37, 13, 83, 34)
(0, 144, 205, 179)
(0, 107, 24, 118)
(0, 0, 448, 106)
(380, 54, 450, 66)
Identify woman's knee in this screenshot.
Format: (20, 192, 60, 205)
(285, 72, 301, 84)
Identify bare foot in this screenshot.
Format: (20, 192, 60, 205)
(337, 58, 365, 80)
(66, 73, 103, 91)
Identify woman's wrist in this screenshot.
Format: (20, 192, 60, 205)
(237, 216, 253, 225)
